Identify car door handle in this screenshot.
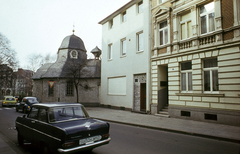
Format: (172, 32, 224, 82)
(31, 121, 36, 124)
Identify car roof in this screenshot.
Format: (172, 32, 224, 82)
(23, 97, 38, 99)
(32, 102, 83, 108)
(4, 96, 15, 98)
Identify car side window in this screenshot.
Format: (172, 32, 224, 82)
(28, 107, 39, 119)
(38, 109, 47, 122)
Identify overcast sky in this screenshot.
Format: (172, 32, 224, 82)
(0, 0, 130, 69)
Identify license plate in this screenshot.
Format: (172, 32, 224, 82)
(79, 135, 102, 145)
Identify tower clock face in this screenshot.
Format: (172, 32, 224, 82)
(71, 50, 77, 59)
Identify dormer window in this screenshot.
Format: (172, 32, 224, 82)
(70, 50, 78, 59)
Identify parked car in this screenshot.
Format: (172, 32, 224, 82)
(15, 102, 111, 153)
(2, 96, 17, 107)
(16, 97, 40, 113)
(14, 96, 19, 102)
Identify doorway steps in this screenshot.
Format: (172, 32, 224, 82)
(155, 106, 170, 118)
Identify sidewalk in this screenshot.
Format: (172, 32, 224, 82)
(86, 107, 240, 143)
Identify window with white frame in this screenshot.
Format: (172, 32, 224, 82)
(137, 31, 143, 52)
(109, 19, 113, 29)
(159, 0, 168, 4)
(108, 44, 113, 60)
(181, 61, 192, 92)
(203, 58, 218, 92)
(138, 1, 143, 13)
(159, 21, 168, 45)
(121, 38, 126, 56)
(180, 12, 192, 40)
(200, 2, 215, 34)
(122, 11, 127, 22)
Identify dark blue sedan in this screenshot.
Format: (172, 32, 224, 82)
(15, 102, 111, 153)
(16, 97, 40, 113)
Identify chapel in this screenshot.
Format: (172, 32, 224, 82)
(32, 32, 101, 106)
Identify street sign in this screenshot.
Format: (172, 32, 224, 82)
(48, 81, 55, 88)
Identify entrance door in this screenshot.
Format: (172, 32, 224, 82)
(158, 65, 168, 111)
(140, 83, 146, 111)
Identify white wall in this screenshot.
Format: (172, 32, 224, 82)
(100, 0, 151, 110)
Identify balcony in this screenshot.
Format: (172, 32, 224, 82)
(151, 31, 223, 59)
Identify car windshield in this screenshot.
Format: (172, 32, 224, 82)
(6, 98, 15, 101)
(27, 98, 39, 104)
(49, 106, 88, 123)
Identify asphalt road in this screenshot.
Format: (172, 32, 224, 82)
(0, 106, 239, 154)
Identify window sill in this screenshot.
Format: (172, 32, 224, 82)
(120, 55, 126, 58)
(66, 95, 74, 97)
(137, 51, 144, 54)
(175, 93, 224, 97)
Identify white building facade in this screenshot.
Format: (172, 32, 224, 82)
(99, 0, 152, 112)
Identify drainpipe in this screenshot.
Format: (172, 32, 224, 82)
(148, 0, 153, 113)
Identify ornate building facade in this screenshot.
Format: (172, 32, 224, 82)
(150, 0, 240, 125)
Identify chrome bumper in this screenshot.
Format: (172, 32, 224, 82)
(58, 138, 111, 153)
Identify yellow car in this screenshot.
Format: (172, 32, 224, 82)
(2, 96, 17, 107)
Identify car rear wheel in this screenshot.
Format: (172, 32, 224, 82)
(18, 132, 24, 146)
(41, 144, 50, 154)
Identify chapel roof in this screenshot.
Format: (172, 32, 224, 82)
(59, 34, 87, 52)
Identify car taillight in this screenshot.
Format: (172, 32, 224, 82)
(102, 134, 110, 139)
(62, 142, 75, 148)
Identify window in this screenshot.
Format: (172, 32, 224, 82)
(109, 19, 113, 29)
(137, 32, 143, 52)
(203, 58, 218, 92)
(159, 0, 168, 4)
(48, 84, 54, 96)
(200, 2, 215, 34)
(138, 1, 143, 13)
(181, 61, 192, 92)
(38, 109, 47, 122)
(70, 50, 78, 59)
(122, 11, 127, 22)
(28, 107, 38, 119)
(121, 38, 126, 56)
(159, 21, 168, 45)
(180, 12, 192, 40)
(66, 81, 74, 96)
(108, 44, 113, 60)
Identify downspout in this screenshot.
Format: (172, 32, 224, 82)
(148, 0, 153, 113)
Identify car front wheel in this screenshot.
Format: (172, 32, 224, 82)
(23, 108, 27, 114)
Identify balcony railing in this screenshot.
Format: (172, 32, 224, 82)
(179, 41, 192, 50)
(199, 35, 215, 45)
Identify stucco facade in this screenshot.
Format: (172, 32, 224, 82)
(151, 0, 240, 125)
(99, 0, 151, 112)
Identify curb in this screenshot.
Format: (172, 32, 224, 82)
(93, 117, 240, 144)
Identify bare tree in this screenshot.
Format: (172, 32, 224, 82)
(0, 32, 18, 69)
(65, 58, 87, 103)
(0, 32, 18, 97)
(27, 53, 56, 72)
